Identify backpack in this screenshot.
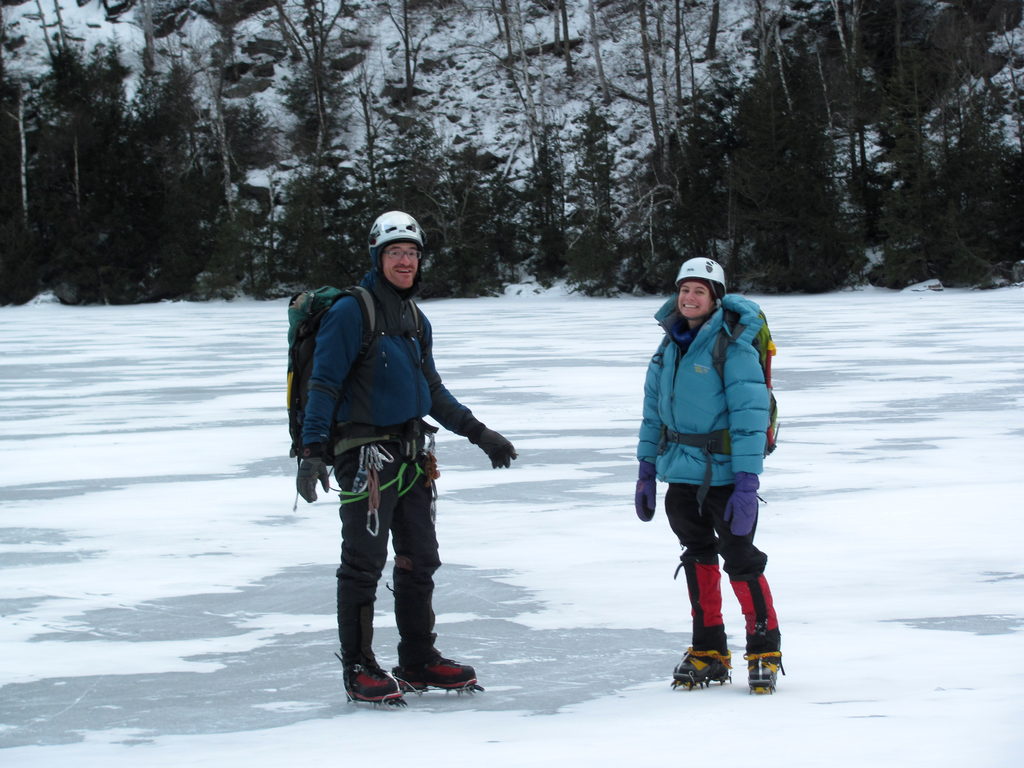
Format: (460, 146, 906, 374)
(712, 308, 779, 456)
(286, 285, 421, 462)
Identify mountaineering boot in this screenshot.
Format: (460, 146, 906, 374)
(392, 656, 482, 693)
(745, 651, 784, 694)
(338, 657, 406, 706)
(671, 647, 732, 689)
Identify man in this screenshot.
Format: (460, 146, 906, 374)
(296, 210, 516, 705)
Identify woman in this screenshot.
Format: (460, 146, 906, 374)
(635, 257, 783, 694)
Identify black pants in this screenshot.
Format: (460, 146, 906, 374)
(334, 446, 440, 668)
(665, 482, 781, 655)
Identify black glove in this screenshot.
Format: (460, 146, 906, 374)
(469, 424, 517, 469)
(296, 443, 331, 503)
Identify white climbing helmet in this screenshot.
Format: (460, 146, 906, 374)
(675, 257, 726, 298)
(368, 210, 424, 263)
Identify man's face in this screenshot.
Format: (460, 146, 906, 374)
(380, 242, 420, 290)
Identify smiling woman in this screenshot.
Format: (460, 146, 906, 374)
(636, 256, 783, 694)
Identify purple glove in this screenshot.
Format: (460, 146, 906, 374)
(635, 460, 656, 522)
(724, 471, 759, 536)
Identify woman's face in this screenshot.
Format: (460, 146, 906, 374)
(676, 280, 714, 325)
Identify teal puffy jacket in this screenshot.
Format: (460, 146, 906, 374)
(637, 294, 769, 485)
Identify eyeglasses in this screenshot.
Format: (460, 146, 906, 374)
(382, 247, 421, 260)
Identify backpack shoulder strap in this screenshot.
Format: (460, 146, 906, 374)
(408, 297, 424, 340)
(712, 309, 744, 379)
(346, 285, 376, 357)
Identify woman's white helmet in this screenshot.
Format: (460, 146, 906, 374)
(675, 257, 726, 299)
(368, 210, 424, 264)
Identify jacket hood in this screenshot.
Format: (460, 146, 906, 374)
(653, 293, 764, 341)
(720, 294, 765, 345)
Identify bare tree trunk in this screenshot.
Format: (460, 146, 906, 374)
(495, 0, 514, 65)
(34, 0, 57, 62)
(355, 65, 383, 208)
(273, 0, 345, 156)
(753, 0, 770, 66)
(206, 1, 238, 217)
(73, 135, 80, 214)
(678, 0, 698, 104)
(587, 0, 610, 104)
(831, 1, 869, 182)
(773, 23, 793, 112)
(0, 3, 6, 84)
(704, 0, 720, 60)
(558, 0, 573, 76)
(383, 0, 423, 106)
(509, 0, 541, 155)
(51, 0, 68, 56)
(139, 0, 157, 75)
(7, 88, 30, 227)
(816, 45, 833, 131)
(1001, 26, 1024, 154)
(638, 0, 663, 170)
(402, 0, 414, 103)
(673, 0, 682, 104)
(210, 95, 235, 218)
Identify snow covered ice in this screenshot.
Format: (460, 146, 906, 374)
(1, 287, 1022, 766)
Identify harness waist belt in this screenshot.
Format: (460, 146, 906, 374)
(660, 427, 731, 510)
(662, 428, 729, 453)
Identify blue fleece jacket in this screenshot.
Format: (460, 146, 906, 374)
(301, 269, 478, 446)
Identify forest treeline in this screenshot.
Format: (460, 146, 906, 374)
(1, 0, 1022, 304)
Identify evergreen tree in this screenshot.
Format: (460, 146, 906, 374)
(129, 63, 224, 300)
(523, 125, 567, 284)
(671, 63, 740, 265)
(728, 34, 862, 292)
(929, 78, 1013, 285)
(565, 104, 622, 295)
(420, 146, 511, 297)
(997, 150, 1024, 279)
(275, 164, 367, 290)
(876, 46, 941, 287)
(31, 45, 140, 303)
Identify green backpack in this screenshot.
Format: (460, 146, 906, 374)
(286, 286, 378, 462)
(713, 309, 779, 456)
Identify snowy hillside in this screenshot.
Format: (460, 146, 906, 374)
(4, 1, 1024, 304)
(6, 0, 1021, 179)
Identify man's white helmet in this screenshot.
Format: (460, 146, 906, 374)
(368, 210, 424, 263)
(675, 257, 726, 298)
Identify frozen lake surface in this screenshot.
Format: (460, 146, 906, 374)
(1, 286, 1022, 766)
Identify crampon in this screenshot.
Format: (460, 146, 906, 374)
(336, 654, 407, 707)
(671, 648, 732, 690)
(745, 651, 784, 695)
(392, 657, 484, 695)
